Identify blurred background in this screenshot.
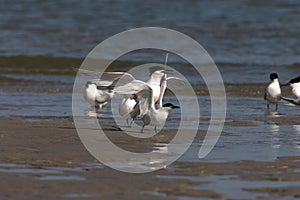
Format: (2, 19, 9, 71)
(1, 0, 300, 65)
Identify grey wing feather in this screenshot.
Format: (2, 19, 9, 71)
(95, 91, 111, 104)
(166, 77, 187, 85)
(114, 80, 152, 118)
(102, 72, 136, 86)
(142, 114, 151, 127)
(113, 80, 149, 95)
(135, 89, 152, 118)
(75, 68, 136, 88)
(89, 79, 114, 87)
(280, 96, 300, 105)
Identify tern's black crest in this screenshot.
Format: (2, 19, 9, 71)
(85, 81, 93, 88)
(163, 103, 180, 109)
(288, 76, 300, 84)
(270, 73, 279, 81)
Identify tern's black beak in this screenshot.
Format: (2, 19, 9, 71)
(163, 103, 180, 109)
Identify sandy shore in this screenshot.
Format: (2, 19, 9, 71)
(0, 117, 299, 200)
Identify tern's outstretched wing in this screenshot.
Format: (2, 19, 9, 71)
(113, 80, 153, 118)
(281, 96, 300, 105)
(102, 72, 136, 86)
(166, 76, 187, 85)
(113, 80, 148, 94)
(88, 79, 114, 87)
(74, 68, 135, 86)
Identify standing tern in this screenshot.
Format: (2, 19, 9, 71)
(74, 67, 172, 123)
(264, 73, 281, 111)
(141, 74, 184, 133)
(283, 76, 300, 98)
(113, 79, 180, 133)
(280, 76, 300, 105)
(84, 79, 115, 108)
(121, 73, 185, 132)
(105, 69, 170, 126)
(74, 67, 122, 109)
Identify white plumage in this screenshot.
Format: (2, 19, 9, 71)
(288, 76, 300, 98)
(264, 73, 281, 111)
(113, 77, 180, 133)
(281, 76, 300, 105)
(84, 80, 114, 108)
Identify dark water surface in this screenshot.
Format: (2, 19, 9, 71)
(1, 0, 300, 65)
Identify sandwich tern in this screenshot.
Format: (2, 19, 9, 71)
(280, 76, 300, 105)
(283, 76, 300, 98)
(106, 69, 170, 126)
(113, 79, 180, 133)
(264, 73, 281, 111)
(280, 96, 300, 105)
(74, 66, 172, 124)
(141, 74, 183, 133)
(74, 67, 121, 109)
(84, 79, 115, 108)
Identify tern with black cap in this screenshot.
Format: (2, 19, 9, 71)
(264, 73, 281, 111)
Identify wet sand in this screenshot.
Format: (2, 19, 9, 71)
(1, 59, 300, 199)
(1, 118, 299, 200)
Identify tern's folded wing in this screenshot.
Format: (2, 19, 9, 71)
(280, 96, 300, 105)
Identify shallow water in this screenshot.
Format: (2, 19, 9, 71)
(3, 73, 300, 199)
(2, 75, 300, 198)
(0, 163, 103, 175)
(158, 175, 300, 200)
(1, 1, 300, 198)
(1, 84, 299, 163)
